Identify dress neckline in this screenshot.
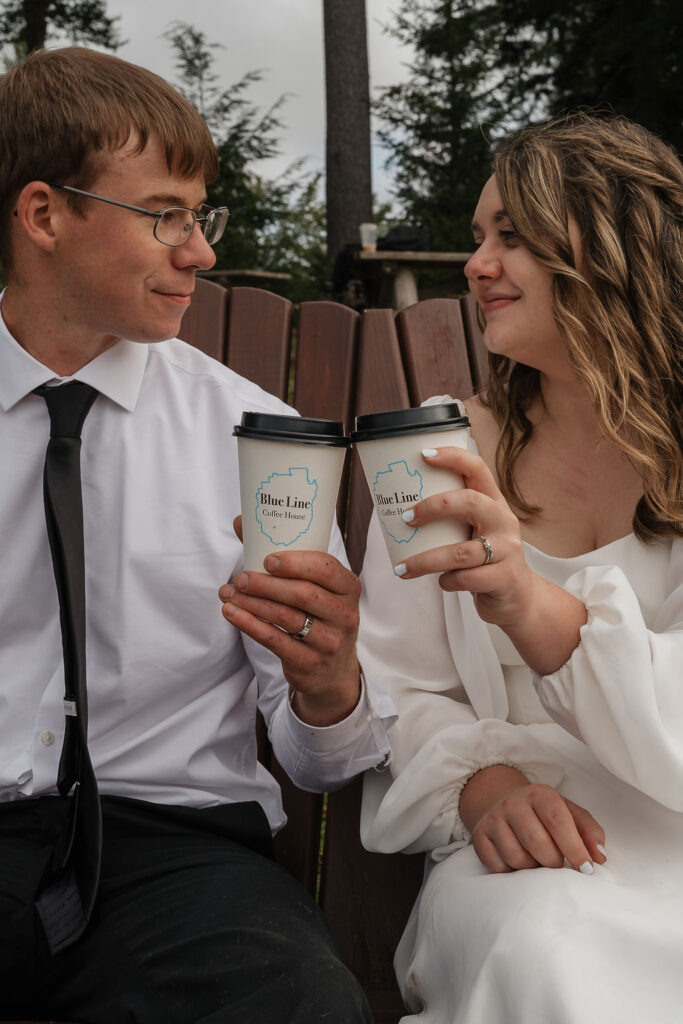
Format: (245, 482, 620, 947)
(523, 532, 637, 564)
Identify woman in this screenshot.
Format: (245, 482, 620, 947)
(358, 112, 683, 1023)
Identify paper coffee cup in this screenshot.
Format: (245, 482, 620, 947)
(350, 403, 471, 567)
(359, 222, 378, 252)
(234, 412, 349, 570)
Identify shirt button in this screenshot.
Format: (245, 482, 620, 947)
(40, 730, 56, 746)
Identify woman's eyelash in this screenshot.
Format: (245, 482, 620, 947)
(470, 231, 519, 248)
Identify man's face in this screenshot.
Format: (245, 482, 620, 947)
(52, 137, 216, 350)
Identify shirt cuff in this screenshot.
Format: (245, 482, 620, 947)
(285, 670, 396, 755)
(271, 668, 397, 792)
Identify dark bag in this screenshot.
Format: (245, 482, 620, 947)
(377, 224, 432, 252)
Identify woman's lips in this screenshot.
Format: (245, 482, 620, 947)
(483, 295, 519, 314)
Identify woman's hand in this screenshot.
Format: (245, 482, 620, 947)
(394, 446, 535, 627)
(394, 447, 587, 674)
(460, 765, 606, 874)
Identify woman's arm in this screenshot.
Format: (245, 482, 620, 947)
(393, 445, 588, 675)
(393, 446, 683, 808)
(532, 539, 683, 807)
(359, 512, 571, 858)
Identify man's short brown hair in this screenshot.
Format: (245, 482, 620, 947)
(0, 46, 219, 274)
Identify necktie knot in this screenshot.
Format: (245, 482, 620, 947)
(34, 381, 99, 438)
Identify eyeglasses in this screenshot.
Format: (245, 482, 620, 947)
(44, 181, 229, 247)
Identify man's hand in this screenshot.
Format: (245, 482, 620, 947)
(219, 518, 361, 727)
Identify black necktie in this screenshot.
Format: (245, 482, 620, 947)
(33, 381, 102, 955)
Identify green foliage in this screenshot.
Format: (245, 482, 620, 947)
(0, 0, 122, 57)
(376, 0, 682, 253)
(375, 1, 510, 252)
(494, 0, 682, 149)
(166, 22, 326, 303)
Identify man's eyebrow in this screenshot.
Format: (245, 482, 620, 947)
(143, 192, 208, 208)
(471, 209, 510, 232)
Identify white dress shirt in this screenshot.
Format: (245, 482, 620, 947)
(0, 310, 395, 831)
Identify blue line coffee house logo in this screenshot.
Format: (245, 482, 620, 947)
(255, 467, 318, 547)
(372, 461, 423, 544)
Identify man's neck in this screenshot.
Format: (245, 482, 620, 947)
(2, 285, 118, 375)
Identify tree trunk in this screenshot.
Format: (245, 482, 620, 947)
(22, 0, 50, 52)
(323, 0, 372, 264)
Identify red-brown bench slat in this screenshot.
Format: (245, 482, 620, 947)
(225, 285, 293, 401)
(398, 297, 475, 404)
(460, 291, 488, 392)
(176, 276, 228, 362)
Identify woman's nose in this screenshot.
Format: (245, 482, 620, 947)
(464, 242, 501, 282)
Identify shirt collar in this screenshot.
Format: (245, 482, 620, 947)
(0, 292, 149, 412)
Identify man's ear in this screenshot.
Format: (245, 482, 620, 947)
(13, 181, 63, 254)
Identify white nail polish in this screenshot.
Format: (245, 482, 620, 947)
(596, 844, 607, 858)
(421, 448, 438, 458)
(401, 509, 415, 523)
(394, 563, 407, 577)
(578, 861, 594, 875)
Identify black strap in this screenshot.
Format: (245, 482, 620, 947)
(33, 381, 103, 954)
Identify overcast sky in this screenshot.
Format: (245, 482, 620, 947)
(105, 1, 413, 205)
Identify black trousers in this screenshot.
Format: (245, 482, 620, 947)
(0, 795, 371, 1024)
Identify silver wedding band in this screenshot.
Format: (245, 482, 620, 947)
(474, 535, 493, 566)
(293, 615, 314, 641)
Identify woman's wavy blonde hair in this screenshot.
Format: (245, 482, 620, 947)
(482, 112, 682, 540)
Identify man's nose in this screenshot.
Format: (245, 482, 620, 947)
(174, 223, 217, 272)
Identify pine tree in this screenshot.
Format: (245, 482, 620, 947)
(165, 22, 326, 303)
(374, 0, 510, 252)
(0, 0, 121, 58)
(376, 0, 682, 254)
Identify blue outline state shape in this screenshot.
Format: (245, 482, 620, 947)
(254, 466, 318, 547)
(373, 460, 422, 544)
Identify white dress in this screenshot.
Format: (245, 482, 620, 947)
(358, 509, 683, 1024)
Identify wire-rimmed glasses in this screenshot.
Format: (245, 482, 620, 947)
(44, 181, 229, 247)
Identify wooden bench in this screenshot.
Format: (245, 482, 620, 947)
(179, 278, 487, 1023)
(10, 276, 487, 1024)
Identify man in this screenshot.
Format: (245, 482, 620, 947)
(0, 46, 394, 1023)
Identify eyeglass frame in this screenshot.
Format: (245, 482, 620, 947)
(41, 180, 230, 247)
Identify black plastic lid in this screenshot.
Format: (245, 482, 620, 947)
(233, 411, 349, 447)
(350, 403, 470, 442)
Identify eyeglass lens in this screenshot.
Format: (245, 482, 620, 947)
(155, 207, 228, 247)
(203, 209, 229, 245)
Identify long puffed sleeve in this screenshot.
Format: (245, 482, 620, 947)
(533, 537, 683, 809)
(358, 513, 566, 859)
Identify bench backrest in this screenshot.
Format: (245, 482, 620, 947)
(177, 276, 487, 1024)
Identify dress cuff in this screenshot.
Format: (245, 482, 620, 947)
(451, 757, 521, 845)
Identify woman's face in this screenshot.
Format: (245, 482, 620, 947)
(465, 175, 575, 377)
